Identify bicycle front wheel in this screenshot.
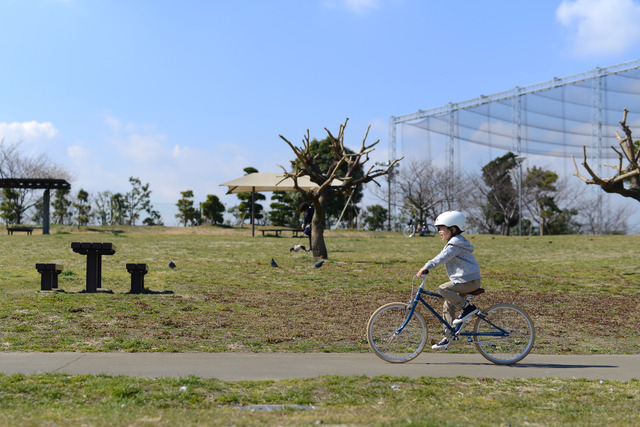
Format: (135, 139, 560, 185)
(403, 225, 415, 238)
(367, 302, 427, 363)
(473, 303, 535, 365)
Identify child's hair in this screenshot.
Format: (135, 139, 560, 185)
(299, 202, 310, 212)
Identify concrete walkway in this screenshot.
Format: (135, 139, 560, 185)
(0, 352, 638, 381)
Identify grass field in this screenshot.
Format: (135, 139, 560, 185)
(0, 225, 639, 425)
(1, 225, 638, 354)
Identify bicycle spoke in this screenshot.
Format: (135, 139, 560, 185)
(473, 303, 535, 365)
(367, 303, 427, 363)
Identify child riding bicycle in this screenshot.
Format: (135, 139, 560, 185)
(415, 211, 481, 350)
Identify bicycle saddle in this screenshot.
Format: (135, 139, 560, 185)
(468, 288, 485, 296)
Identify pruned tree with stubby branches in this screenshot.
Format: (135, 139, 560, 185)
(279, 118, 402, 259)
(573, 108, 640, 202)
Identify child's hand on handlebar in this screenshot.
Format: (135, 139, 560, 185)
(416, 267, 429, 278)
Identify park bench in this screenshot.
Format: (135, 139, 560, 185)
(71, 242, 116, 293)
(35, 263, 63, 291)
(7, 226, 34, 235)
(260, 229, 284, 237)
(126, 263, 148, 294)
(290, 228, 304, 237)
(260, 228, 304, 237)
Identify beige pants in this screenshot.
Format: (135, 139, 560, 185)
(438, 279, 482, 327)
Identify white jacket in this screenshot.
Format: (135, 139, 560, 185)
(423, 234, 481, 284)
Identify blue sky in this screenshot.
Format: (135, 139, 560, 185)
(2, 0, 640, 225)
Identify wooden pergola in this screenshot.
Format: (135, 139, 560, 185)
(0, 178, 71, 235)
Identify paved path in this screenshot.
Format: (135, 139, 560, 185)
(0, 353, 638, 381)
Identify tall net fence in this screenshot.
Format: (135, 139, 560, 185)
(389, 59, 640, 233)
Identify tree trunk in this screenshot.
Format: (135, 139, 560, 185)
(311, 193, 328, 259)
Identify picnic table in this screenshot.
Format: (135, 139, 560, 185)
(71, 242, 116, 293)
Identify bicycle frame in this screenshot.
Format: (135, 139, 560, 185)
(397, 279, 509, 343)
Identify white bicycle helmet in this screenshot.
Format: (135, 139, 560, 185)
(434, 211, 466, 231)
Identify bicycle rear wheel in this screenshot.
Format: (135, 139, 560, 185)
(367, 302, 427, 363)
(473, 303, 535, 365)
(424, 224, 437, 237)
(403, 225, 415, 238)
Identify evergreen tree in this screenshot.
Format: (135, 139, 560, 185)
(31, 200, 43, 223)
(481, 152, 519, 235)
(110, 193, 128, 225)
(73, 189, 92, 227)
(93, 191, 114, 226)
(0, 188, 19, 225)
(52, 188, 72, 225)
(269, 191, 301, 227)
(202, 194, 225, 225)
(175, 190, 201, 226)
(363, 204, 388, 231)
(524, 166, 578, 235)
(125, 177, 153, 226)
(236, 167, 265, 224)
(143, 208, 163, 226)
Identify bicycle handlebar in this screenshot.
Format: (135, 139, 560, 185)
(412, 274, 429, 289)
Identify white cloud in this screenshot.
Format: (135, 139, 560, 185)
(66, 115, 260, 211)
(322, 0, 380, 14)
(67, 144, 90, 160)
(104, 115, 122, 132)
(0, 121, 59, 141)
(172, 144, 186, 158)
(556, 0, 640, 56)
(117, 133, 169, 163)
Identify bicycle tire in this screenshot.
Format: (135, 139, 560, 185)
(473, 303, 535, 365)
(424, 224, 437, 237)
(367, 302, 427, 363)
(403, 225, 415, 238)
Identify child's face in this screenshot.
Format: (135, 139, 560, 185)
(437, 225, 453, 241)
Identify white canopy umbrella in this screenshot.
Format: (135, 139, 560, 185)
(220, 173, 341, 236)
(220, 173, 322, 194)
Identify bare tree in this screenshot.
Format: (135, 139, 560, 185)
(279, 119, 401, 259)
(0, 140, 70, 180)
(573, 108, 640, 202)
(465, 172, 500, 234)
(0, 139, 71, 224)
(395, 159, 452, 223)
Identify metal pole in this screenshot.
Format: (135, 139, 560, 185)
(387, 170, 392, 232)
(516, 157, 526, 236)
(519, 162, 523, 236)
(251, 187, 255, 237)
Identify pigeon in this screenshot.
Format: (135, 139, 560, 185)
(312, 260, 324, 268)
(290, 244, 306, 252)
(168, 260, 176, 270)
(270, 258, 279, 268)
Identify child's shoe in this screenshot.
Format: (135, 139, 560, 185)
(431, 337, 450, 350)
(452, 303, 479, 325)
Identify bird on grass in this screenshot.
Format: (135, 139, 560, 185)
(271, 258, 279, 268)
(312, 260, 324, 268)
(168, 260, 176, 270)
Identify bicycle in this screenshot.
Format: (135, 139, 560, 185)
(403, 216, 436, 238)
(367, 275, 535, 365)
